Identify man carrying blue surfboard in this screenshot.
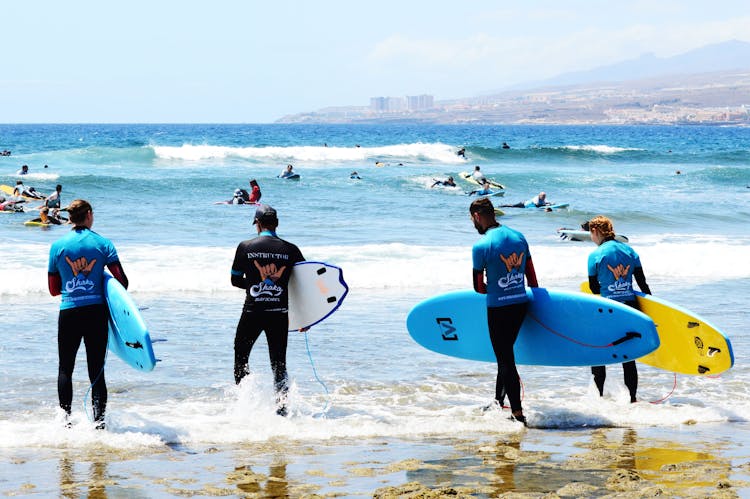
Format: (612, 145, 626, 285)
(48, 199, 129, 429)
(470, 197, 539, 426)
(230, 204, 305, 417)
(586, 215, 651, 403)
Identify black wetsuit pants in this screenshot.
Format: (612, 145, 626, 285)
(487, 302, 528, 413)
(234, 311, 289, 399)
(591, 299, 639, 402)
(58, 304, 109, 421)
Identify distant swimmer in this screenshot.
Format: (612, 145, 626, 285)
(45, 184, 63, 209)
(457, 147, 466, 158)
(467, 180, 493, 196)
(278, 164, 297, 179)
(375, 161, 385, 167)
(17, 164, 29, 175)
(350, 171, 361, 180)
(0, 196, 25, 212)
(502, 191, 552, 208)
(13, 180, 44, 199)
(471, 165, 486, 184)
(248, 179, 261, 202)
(675, 170, 682, 175)
(431, 176, 456, 188)
(502, 142, 510, 149)
(28, 206, 63, 225)
(0, 150, 11, 156)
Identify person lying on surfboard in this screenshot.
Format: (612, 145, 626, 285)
(501, 191, 552, 208)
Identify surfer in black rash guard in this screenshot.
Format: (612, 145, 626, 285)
(230, 204, 305, 416)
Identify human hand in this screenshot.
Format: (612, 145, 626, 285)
(254, 260, 286, 281)
(65, 255, 96, 276)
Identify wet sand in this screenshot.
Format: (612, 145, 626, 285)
(3, 422, 749, 497)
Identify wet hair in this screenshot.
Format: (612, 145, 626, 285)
(469, 197, 495, 217)
(587, 215, 615, 239)
(66, 199, 92, 225)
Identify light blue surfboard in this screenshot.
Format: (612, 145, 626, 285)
(105, 274, 156, 372)
(406, 288, 659, 366)
(288, 261, 349, 331)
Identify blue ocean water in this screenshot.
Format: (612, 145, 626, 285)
(1, 124, 749, 496)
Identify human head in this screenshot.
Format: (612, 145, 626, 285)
(40, 206, 49, 222)
(253, 204, 278, 229)
(448, 176, 454, 182)
(587, 215, 615, 241)
(249, 179, 258, 188)
(66, 199, 93, 226)
(21, 165, 28, 172)
(56, 184, 62, 192)
(538, 192, 546, 201)
(474, 165, 481, 171)
(286, 164, 293, 171)
(469, 197, 497, 234)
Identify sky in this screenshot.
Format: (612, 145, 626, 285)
(2, 0, 749, 123)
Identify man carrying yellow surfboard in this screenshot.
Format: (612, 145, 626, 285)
(586, 215, 651, 403)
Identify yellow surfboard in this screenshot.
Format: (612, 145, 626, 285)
(580, 282, 734, 375)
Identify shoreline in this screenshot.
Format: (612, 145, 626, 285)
(3, 424, 749, 497)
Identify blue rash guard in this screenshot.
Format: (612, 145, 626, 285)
(587, 239, 643, 303)
(472, 225, 531, 308)
(48, 228, 120, 310)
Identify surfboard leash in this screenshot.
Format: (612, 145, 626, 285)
(304, 331, 331, 416)
(649, 373, 677, 404)
(527, 312, 641, 349)
(82, 345, 109, 423)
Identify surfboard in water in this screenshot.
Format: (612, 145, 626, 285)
(105, 274, 156, 372)
(288, 261, 348, 331)
(580, 283, 734, 375)
(406, 288, 659, 366)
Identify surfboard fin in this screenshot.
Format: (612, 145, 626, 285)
(125, 341, 143, 349)
(610, 331, 642, 346)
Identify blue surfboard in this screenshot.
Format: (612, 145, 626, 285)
(105, 274, 156, 372)
(406, 288, 659, 366)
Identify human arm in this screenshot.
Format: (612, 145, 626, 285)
(587, 275, 601, 295)
(472, 268, 487, 294)
(525, 256, 539, 288)
(107, 261, 129, 289)
(633, 267, 651, 295)
(48, 272, 62, 296)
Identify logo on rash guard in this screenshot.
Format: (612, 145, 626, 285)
(64, 255, 97, 293)
(607, 263, 631, 280)
(250, 280, 283, 298)
(498, 251, 525, 288)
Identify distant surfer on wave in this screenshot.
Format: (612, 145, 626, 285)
(470, 197, 539, 426)
(585, 215, 651, 403)
(48, 199, 129, 429)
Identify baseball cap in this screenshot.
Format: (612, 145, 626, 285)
(253, 204, 277, 225)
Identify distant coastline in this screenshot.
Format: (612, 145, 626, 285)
(277, 69, 750, 126)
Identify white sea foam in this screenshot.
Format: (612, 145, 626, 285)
(3, 238, 749, 298)
(151, 142, 467, 165)
(562, 145, 641, 154)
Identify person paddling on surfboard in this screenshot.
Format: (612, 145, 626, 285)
(47, 199, 129, 429)
(231, 204, 305, 417)
(470, 197, 539, 426)
(278, 164, 297, 179)
(586, 215, 651, 403)
(501, 191, 552, 208)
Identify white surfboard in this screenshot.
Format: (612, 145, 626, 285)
(288, 261, 349, 330)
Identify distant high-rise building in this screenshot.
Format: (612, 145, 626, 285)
(406, 95, 434, 111)
(370, 96, 412, 112)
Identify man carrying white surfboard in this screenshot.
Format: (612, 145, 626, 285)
(586, 215, 652, 403)
(230, 204, 305, 417)
(48, 199, 130, 429)
(470, 197, 539, 426)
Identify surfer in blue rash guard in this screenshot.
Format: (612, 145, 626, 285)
(231, 204, 305, 416)
(586, 215, 651, 403)
(47, 199, 129, 429)
(470, 197, 539, 426)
